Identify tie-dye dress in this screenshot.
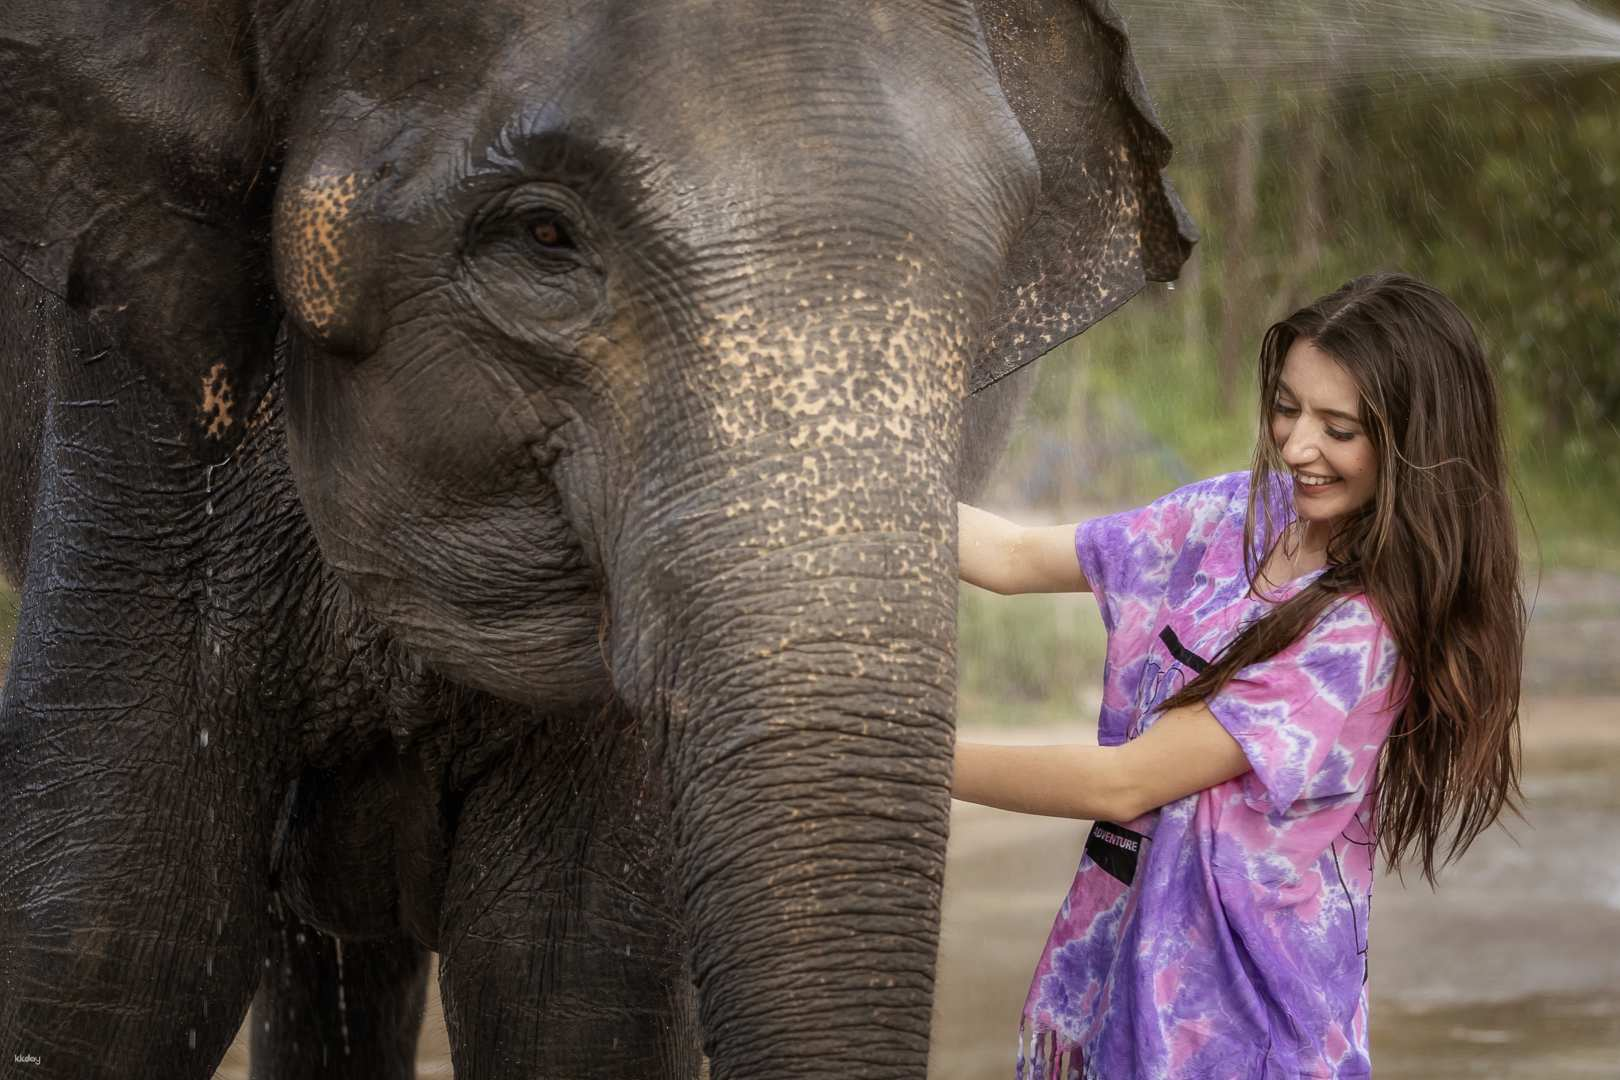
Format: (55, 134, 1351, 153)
(1018, 472, 1404, 1080)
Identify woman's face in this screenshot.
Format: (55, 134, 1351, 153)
(1269, 339, 1379, 536)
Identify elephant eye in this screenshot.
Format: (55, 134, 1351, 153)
(531, 215, 577, 253)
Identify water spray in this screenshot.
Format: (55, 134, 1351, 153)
(1120, 0, 1620, 79)
(1115, 0, 1620, 149)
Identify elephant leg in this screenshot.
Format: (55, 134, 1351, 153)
(437, 721, 701, 1080)
(248, 901, 429, 1080)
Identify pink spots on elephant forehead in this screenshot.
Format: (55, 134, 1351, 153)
(665, 294, 968, 553)
(696, 301, 968, 429)
(200, 362, 235, 439)
(275, 171, 373, 337)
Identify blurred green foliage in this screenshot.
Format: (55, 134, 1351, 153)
(1328, 69, 1620, 567)
(957, 587, 1107, 715)
(962, 12, 1620, 724)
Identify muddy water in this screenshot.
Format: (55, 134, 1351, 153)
(1360, 698, 1620, 1078)
(929, 696, 1620, 1080)
(207, 694, 1620, 1079)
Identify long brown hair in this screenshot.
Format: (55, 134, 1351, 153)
(1161, 272, 1524, 883)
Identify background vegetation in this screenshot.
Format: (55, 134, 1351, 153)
(962, 5, 1619, 725)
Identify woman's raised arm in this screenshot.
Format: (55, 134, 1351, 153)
(957, 503, 1091, 595)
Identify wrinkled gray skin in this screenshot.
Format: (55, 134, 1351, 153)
(0, 0, 1191, 1077)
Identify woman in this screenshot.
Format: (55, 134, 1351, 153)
(954, 272, 1524, 1079)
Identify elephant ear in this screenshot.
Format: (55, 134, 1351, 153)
(0, 1, 278, 462)
(971, 0, 1197, 392)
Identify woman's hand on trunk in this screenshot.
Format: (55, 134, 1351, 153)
(956, 503, 1090, 595)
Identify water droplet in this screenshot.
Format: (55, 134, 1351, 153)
(199, 729, 209, 749)
(335, 937, 352, 1057)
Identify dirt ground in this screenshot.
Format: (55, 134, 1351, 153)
(209, 694, 1620, 1079)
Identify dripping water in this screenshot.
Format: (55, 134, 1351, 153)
(333, 936, 353, 1058)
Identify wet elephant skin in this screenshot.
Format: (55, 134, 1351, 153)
(0, 1, 1192, 1078)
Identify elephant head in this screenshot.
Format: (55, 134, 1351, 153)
(0, 0, 1191, 1074)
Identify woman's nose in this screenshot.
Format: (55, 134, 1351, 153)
(1281, 424, 1322, 465)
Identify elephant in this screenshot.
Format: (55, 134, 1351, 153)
(0, 0, 1193, 1077)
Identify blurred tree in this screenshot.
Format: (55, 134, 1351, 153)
(1336, 69, 1620, 448)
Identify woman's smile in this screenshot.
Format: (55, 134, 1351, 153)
(1293, 471, 1340, 493)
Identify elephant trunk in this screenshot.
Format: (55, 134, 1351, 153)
(623, 494, 958, 1077)
(607, 309, 966, 1078)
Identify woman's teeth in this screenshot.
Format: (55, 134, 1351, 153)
(1296, 474, 1337, 486)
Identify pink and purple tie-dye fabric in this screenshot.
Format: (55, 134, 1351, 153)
(1018, 472, 1403, 1080)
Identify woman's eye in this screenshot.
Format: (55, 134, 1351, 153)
(1327, 428, 1356, 442)
(1272, 403, 1299, 417)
